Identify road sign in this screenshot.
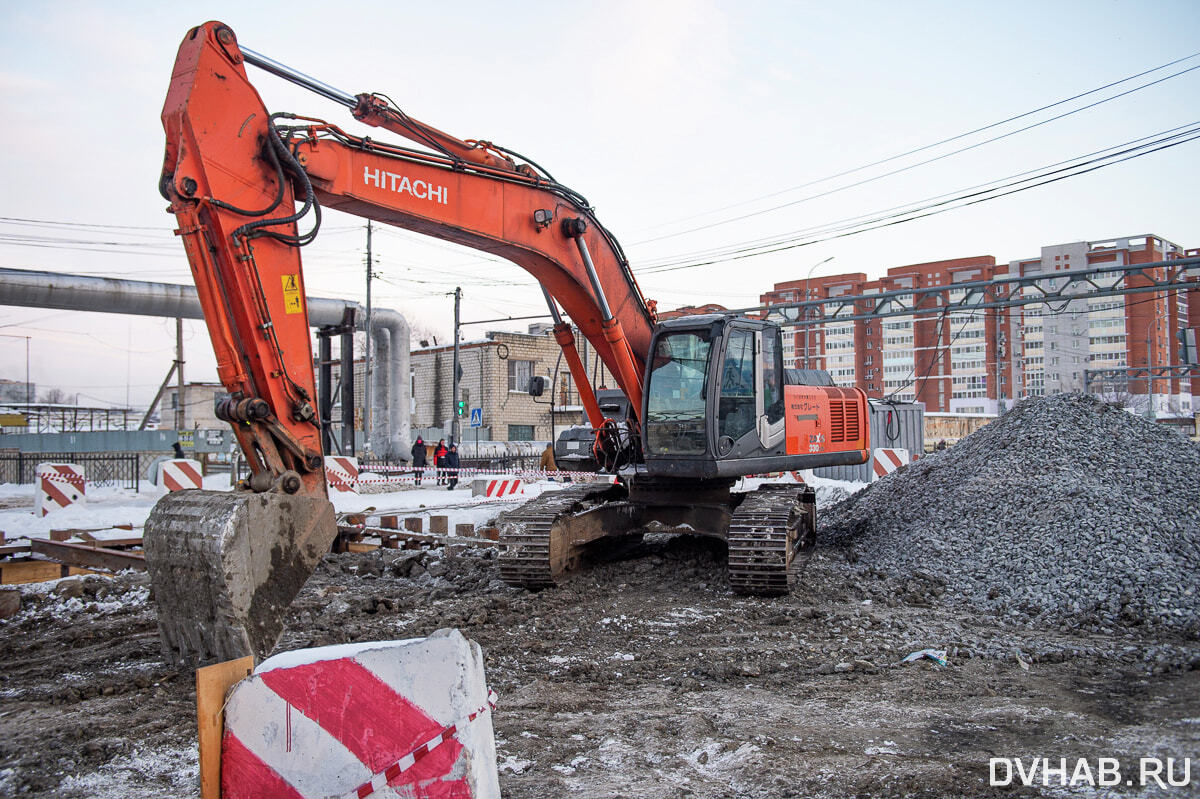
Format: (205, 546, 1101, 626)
(469, 407, 483, 428)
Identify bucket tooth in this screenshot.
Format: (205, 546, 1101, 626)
(144, 489, 336, 665)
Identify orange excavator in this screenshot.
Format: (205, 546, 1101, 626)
(145, 21, 870, 665)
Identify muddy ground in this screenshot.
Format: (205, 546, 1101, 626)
(2, 534, 1198, 798)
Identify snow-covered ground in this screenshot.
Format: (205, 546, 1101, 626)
(0, 473, 867, 547)
(0, 474, 583, 544)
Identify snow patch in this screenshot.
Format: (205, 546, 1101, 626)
(58, 743, 199, 797)
(497, 754, 533, 774)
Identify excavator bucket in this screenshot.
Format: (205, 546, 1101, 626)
(144, 489, 337, 665)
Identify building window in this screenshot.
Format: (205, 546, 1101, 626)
(508, 424, 535, 441)
(508, 360, 535, 392)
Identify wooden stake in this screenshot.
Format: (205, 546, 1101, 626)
(196, 656, 253, 799)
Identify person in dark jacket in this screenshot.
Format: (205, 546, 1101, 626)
(410, 437, 427, 485)
(444, 444, 461, 490)
(172, 441, 185, 459)
(434, 439, 448, 485)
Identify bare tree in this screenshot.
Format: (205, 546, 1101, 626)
(40, 387, 66, 404)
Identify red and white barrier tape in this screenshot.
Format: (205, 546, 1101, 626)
(340, 689, 498, 799)
(37, 471, 87, 487)
(355, 466, 614, 484)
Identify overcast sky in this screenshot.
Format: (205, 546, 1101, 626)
(1, 0, 1197, 408)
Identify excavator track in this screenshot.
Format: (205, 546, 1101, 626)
(726, 484, 816, 596)
(496, 483, 629, 589)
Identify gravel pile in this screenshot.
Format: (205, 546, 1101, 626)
(821, 393, 1200, 635)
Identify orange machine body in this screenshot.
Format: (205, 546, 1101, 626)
(784, 385, 870, 460)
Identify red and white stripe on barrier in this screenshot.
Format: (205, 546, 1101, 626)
(221, 632, 500, 799)
(36, 463, 86, 517)
(325, 456, 360, 494)
(478, 478, 523, 498)
(871, 447, 909, 479)
(158, 458, 203, 492)
(340, 689, 499, 799)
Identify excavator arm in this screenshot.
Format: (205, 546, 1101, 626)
(161, 22, 656, 434)
(147, 21, 660, 664)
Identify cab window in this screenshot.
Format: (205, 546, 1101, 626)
(719, 329, 756, 442)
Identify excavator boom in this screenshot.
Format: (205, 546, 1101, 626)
(146, 22, 870, 664)
(146, 21, 658, 664)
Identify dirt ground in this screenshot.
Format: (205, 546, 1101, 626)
(2, 533, 1198, 797)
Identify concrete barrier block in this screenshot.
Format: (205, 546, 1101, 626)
(404, 517, 423, 533)
(222, 630, 500, 798)
(36, 463, 86, 517)
(455, 523, 475, 536)
(380, 515, 399, 529)
(430, 515, 448, 535)
(324, 456, 360, 494)
(471, 478, 524, 498)
(157, 458, 203, 491)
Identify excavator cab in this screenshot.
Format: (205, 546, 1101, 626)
(643, 315, 788, 479)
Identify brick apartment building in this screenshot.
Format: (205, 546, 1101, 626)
(410, 326, 617, 442)
(760, 234, 1196, 416)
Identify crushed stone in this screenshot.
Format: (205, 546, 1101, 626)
(821, 392, 1200, 635)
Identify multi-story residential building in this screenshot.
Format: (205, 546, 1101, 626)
(761, 256, 1014, 413)
(760, 234, 1194, 416)
(1010, 234, 1192, 416)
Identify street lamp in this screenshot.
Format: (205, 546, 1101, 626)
(1145, 298, 1167, 420)
(802, 256, 835, 370)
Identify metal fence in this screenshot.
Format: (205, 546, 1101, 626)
(0, 452, 142, 491)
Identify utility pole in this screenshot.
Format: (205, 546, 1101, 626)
(175, 317, 185, 430)
(452, 286, 461, 444)
(364, 221, 373, 452)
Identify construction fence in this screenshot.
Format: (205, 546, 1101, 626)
(0, 452, 142, 491)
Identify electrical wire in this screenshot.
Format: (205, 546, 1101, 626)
(632, 56, 1200, 244)
(635, 125, 1200, 274)
(638, 120, 1200, 269)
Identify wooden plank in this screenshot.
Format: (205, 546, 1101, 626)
(1, 560, 66, 584)
(0, 543, 32, 557)
(347, 541, 378, 553)
(28, 539, 146, 572)
(196, 656, 254, 799)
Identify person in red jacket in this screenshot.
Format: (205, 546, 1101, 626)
(444, 444, 461, 490)
(434, 439, 448, 485)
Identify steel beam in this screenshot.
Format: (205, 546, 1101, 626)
(29, 539, 146, 572)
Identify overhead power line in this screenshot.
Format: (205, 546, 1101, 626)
(632, 51, 1200, 244)
(648, 118, 1200, 267)
(637, 119, 1200, 269)
(635, 122, 1200, 274)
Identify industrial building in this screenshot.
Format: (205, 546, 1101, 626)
(409, 326, 618, 443)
